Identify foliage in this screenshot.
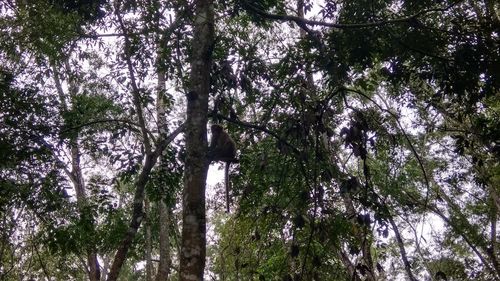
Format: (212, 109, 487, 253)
(0, 0, 499, 280)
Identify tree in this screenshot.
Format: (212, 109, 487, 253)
(179, 0, 214, 279)
(1, 0, 499, 280)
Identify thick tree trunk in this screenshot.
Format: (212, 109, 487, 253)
(179, 0, 214, 280)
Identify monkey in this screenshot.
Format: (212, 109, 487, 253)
(209, 124, 237, 212)
(209, 124, 236, 161)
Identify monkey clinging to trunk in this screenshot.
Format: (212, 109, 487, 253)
(209, 124, 237, 212)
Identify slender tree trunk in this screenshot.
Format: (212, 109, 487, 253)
(107, 3, 156, 279)
(388, 215, 417, 281)
(156, 200, 171, 281)
(100, 255, 110, 281)
(106, 123, 183, 281)
(52, 62, 101, 281)
(107, 155, 156, 281)
(145, 198, 153, 281)
(155, 31, 172, 281)
(179, 0, 214, 279)
(70, 144, 100, 281)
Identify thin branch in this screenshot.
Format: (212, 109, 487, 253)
(242, 1, 459, 29)
(152, 122, 186, 159)
(60, 118, 156, 141)
(406, 215, 434, 279)
(344, 88, 431, 205)
(80, 32, 145, 38)
(114, 1, 152, 154)
(212, 113, 300, 156)
(33, 243, 51, 281)
(430, 205, 499, 278)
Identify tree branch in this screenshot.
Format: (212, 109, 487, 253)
(60, 118, 156, 141)
(115, 1, 152, 154)
(107, 122, 185, 281)
(242, 1, 459, 29)
(344, 88, 431, 206)
(387, 214, 418, 281)
(212, 113, 300, 156)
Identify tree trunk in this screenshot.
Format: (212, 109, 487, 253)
(107, 154, 157, 281)
(100, 255, 110, 281)
(71, 144, 101, 281)
(155, 33, 172, 281)
(388, 215, 417, 281)
(179, 0, 214, 280)
(145, 197, 153, 281)
(52, 62, 101, 281)
(156, 200, 171, 281)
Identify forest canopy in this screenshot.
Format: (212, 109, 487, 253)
(0, 0, 499, 280)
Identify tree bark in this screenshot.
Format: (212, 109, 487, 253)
(100, 255, 110, 281)
(155, 42, 172, 281)
(156, 200, 172, 281)
(145, 198, 153, 281)
(179, 0, 214, 280)
(388, 215, 417, 281)
(107, 154, 156, 281)
(70, 143, 101, 281)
